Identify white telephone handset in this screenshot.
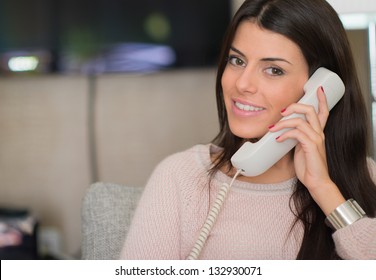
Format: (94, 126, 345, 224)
(230, 67, 345, 177)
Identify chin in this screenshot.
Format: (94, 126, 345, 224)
(230, 126, 266, 140)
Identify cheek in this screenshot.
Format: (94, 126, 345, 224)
(271, 84, 305, 110)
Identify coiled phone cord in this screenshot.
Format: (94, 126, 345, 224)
(186, 169, 243, 260)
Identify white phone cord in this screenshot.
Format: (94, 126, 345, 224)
(186, 169, 243, 260)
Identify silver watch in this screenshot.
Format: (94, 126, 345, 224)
(325, 199, 366, 231)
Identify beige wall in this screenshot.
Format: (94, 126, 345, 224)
(0, 69, 219, 257)
(0, 75, 92, 256)
(95, 70, 218, 188)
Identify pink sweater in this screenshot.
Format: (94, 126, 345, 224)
(120, 144, 376, 259)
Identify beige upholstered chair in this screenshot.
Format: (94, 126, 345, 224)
(81, 182, 143, 259)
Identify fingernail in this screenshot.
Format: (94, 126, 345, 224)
(320, 86, 325, 93)
(268, 124, 275, 129)
(281, 108, 286, 113)
(276, 136, 280, 140)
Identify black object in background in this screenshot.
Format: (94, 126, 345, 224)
(0, 0, 231, 73)
(0, 207, 38, 260)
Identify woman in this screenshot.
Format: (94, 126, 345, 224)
(120, 0, 376, 259)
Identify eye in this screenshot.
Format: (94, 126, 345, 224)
(265, 67, 284, 76)
(228, 55, 246, 67)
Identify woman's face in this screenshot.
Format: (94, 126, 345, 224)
(222, 21, 309, 139)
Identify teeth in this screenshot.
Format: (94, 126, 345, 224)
(235, 101, 264, 112)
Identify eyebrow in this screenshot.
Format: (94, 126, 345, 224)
(229, 46, 292, 65)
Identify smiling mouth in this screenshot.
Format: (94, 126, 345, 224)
(234, 101, 265, 112)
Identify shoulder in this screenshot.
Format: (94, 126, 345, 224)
(158, 144, 211, 168)
(149, 144, 213, 182)
(141, 144, 213, 205)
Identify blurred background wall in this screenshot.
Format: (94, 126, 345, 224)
(0, 68, 219, 258)
(0, 0, 375, 258)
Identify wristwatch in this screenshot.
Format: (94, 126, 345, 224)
(325, 199, 366, 231)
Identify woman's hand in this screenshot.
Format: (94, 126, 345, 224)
(269, 87, 345, 215)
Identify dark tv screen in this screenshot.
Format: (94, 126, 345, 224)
(0, 0, 231, 73)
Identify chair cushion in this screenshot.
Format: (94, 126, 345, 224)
(81, 182, 143, 259)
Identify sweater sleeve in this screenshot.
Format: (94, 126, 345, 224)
(119, 154, 182, 259)
(333, 217, 376, 259)
(333, 157, 376, 260)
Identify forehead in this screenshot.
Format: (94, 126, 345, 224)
(232, 20, 305, 61)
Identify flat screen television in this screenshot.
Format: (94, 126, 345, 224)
(0, 0, 231, 73)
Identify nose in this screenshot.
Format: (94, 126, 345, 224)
(235, 68, 258, 95)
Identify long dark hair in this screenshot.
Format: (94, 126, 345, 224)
(211, 0, 376, 259)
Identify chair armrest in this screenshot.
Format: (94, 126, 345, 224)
(81, 182, 143, 260)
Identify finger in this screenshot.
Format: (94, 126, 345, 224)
(317, 86, 329, 128)
(275, 127, 323, 155)
(280, 103, 323, 134)
(279, 86, 330, 132)
(270, 117, 325, 144)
